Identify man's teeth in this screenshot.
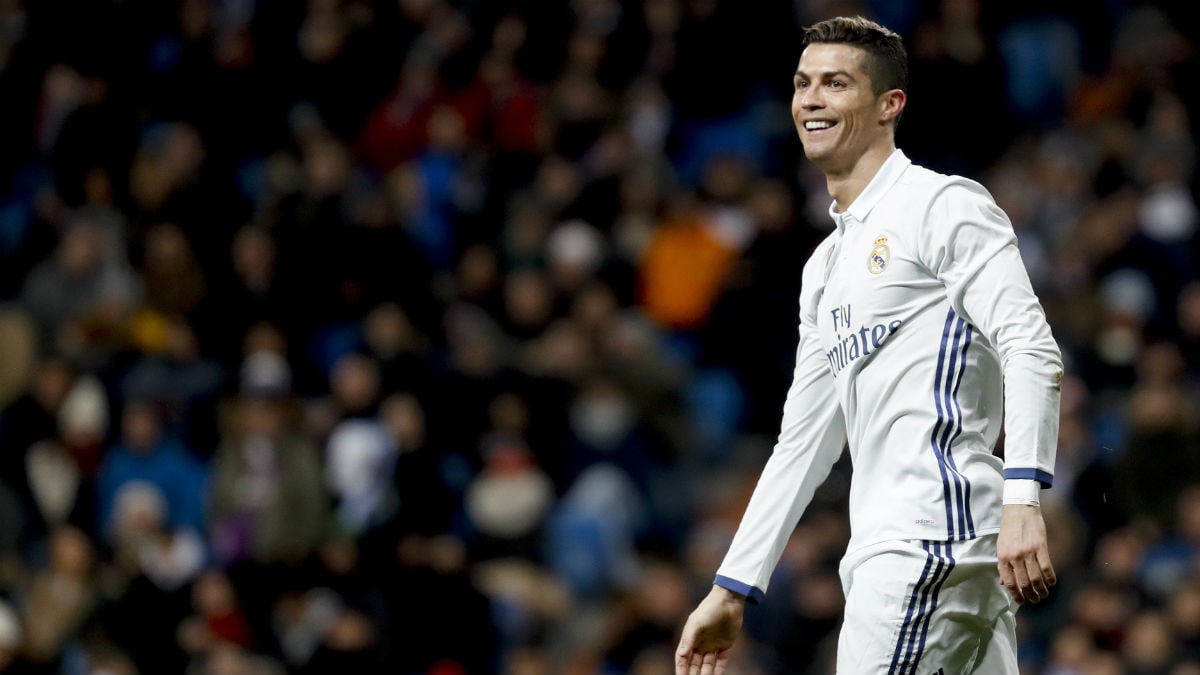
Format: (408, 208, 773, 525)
(805, 121, 833, 130)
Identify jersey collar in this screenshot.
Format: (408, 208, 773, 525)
(827, 149, 911, 231)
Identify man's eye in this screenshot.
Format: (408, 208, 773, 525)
(830, 80, 846, 88)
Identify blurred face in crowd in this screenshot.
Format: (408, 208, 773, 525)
(364, 303, 415, 358)
(792, 43, 903, 176)
(241, 397, 284, 438)
(330, 354, 380, 414)
(59, 223, 103, 276)
(381, 393, 425, 451)
(122, 401, 162, 453)
(302, 136, 350, 197)
(144, 222, 193, 273)
(488, 392, 529, 437)
(504, 269, 553, 332)
(193, 569, 238, 617)
(49, 525, 93, 577)
(1122, 612, 1175, 672)
(33, 356, 74, 412)
(455, 244, 500, 301)
(232, 226, 276, 291)
(570, 377, 635, 449)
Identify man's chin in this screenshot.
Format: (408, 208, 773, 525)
(800, 146, 835, 169)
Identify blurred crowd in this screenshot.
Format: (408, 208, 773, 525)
(0, 0, 1197, 674)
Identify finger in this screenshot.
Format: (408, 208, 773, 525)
(715, 651, 729, 675)
(1012, 554, 1032, 600)
(675, 630, 694, 675)
(1023, 554, 1047, 602)
(701, 650, 718, 675)
(997, 559, 1013, 587)
(997, 559, 1018, 601)
(1009, 560, 1031, 604)
(675, 641, 691, 675)
(689, 650, 704, 675)
(1038, 548, 1057, 587)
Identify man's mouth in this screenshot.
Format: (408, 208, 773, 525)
(804, 120, 836, 131)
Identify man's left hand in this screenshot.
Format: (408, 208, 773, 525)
(997, 504, 1056, 604)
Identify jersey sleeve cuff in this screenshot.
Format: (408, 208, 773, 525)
(1003, 468, 1053, 488)
(713, 575, 764, 604)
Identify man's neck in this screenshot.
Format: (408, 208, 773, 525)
(826, 141, 896, 214)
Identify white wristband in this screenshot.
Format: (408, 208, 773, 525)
(1003, 479, 1040, 506)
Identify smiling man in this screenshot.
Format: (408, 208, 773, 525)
(675, 16, 1063, 675)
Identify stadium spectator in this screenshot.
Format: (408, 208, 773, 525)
(97, 399, 208, 537)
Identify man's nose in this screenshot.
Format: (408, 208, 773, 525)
(797, 86, 822, 109)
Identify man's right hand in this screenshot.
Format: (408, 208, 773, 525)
(674, 585, 746, 675)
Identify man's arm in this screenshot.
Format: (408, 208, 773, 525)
(921, 181, 1063, 604)
(676, 273, 846, 675)
(710, 319, 847, 598)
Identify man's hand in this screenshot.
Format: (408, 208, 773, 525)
(997, 504, 1056, 604)
(675, 585, 746, 675)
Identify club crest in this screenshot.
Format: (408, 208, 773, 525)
(868, 234, 890, 274)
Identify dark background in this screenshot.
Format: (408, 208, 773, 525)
(1, 0, 1198, 673)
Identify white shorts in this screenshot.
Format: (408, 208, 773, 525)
(835, 535, 1018, 675)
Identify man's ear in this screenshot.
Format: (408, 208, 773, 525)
(880, 89, 906, 123)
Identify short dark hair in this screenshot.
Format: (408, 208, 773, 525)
(801, 16, 908, 97)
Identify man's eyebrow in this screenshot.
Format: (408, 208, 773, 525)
(794, 69, 857, 80)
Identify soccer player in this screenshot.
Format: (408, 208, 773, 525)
(675, 16, 1062, 675)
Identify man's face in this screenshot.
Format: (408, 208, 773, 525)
(792, 43, 890, 173)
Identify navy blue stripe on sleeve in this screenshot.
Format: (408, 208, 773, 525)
(1004, 468, 1054, 488)
(714, 575, 765, 604)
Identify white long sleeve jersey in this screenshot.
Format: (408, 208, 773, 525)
(715, 150, 1062, 602)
